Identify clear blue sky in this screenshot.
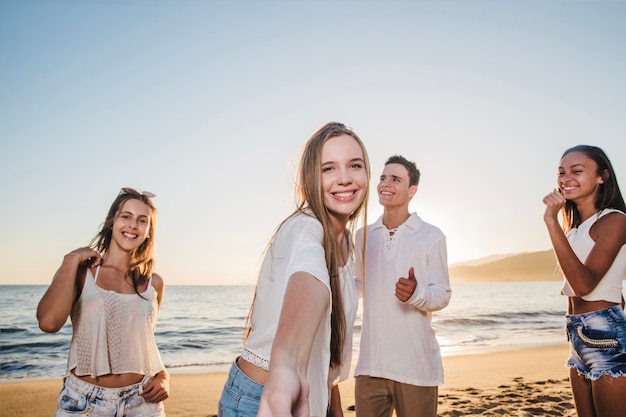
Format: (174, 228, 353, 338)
(1, 1, 625, 285)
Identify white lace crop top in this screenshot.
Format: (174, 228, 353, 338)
(66, 266, 165, 377)
(561, 209, 626, 303)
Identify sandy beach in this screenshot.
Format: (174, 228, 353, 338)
(0, 344, 574, 417)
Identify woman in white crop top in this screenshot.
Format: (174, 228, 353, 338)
(37, 187, 169, 417)
(543, 145, 626, 417)
(217, 122, 370, 417)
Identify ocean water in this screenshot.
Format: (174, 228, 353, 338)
(0, 282, 570, 383)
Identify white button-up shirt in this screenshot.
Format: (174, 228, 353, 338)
(354, 213, 451, 386)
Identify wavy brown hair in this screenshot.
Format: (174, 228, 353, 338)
(90, 189, 158, 297)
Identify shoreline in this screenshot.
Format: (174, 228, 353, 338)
(0, 343, 574, 417)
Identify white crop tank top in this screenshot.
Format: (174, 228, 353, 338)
(561, 209, 626, 303)
(66, 266, 165, 377)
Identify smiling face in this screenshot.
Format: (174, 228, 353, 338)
(378, 163, 417, 209)
(111, 198, 152, 252)
(320, 133, 368, 226)
(558, 151, 604, 205)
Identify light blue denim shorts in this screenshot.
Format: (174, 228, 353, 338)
(566, 305, 626, 380)
(55, 373, 165, 417)
(218, 358, 264, 417)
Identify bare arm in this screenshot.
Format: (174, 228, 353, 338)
(327, 384, 343, 417)
(151, 272, 165, 308)
(142, 271, 169, 403)
(258, 272, 330, 417)
(567, 213, 626, 295)
(36, 248, 100, 333)
(543, 190, 626, 296)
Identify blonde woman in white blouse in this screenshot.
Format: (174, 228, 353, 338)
(218, 122, 370, 417)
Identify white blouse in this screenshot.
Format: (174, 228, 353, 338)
(241, 211, 357, 416)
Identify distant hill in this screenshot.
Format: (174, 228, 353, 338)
(450, 253, 523, 267)
(449, 250, 560, 282)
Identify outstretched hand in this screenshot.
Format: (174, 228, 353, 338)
(395, 267, 417, 302)
(258, 365, 311, 417)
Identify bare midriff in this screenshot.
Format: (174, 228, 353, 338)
(569, 297, 620, 315)
(237, 357, 268, 385)
(72, 370, 145, 388)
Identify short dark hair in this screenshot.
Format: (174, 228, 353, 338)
(385, 155, 420, 186)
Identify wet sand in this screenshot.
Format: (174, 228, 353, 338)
(0, 344, 574, 417)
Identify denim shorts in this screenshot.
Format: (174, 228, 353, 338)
(218, 358, 264, 417)
(566, 305, 626, 381)
(55, 373, 165, 417)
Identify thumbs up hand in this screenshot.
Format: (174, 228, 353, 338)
(395, 267, 417, 302)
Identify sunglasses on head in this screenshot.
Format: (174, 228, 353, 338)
(119, 187, 156, 199)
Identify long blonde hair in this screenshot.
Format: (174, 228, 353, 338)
(246, 122, 370, 368)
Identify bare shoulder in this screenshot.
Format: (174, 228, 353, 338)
(598, 211, 626, 227)
(596, 211, 626, 243)
(150, 272, 165, 307)
(151, 272, 165, 291)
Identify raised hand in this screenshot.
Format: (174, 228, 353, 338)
(67, 247, 101, 268)
(542, 188, 566, 225)
(395, 267, 417, 302)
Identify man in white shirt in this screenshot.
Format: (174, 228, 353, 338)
(354, 155, 452, 417)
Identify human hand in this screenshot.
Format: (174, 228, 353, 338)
(141, 372, 170, 403)
(326, 384, 343, 417)
(66, 247, 101, 267)
(542, 188, 566, 225)
(395, 267, 417, 302)
(326, 400, 343, 417)
(258, 365, 311, 417)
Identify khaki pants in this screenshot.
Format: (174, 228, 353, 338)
(355, 375, 438, 417)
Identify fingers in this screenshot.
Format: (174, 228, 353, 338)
(71, 247, 101, 267)
(395, 268, 417, 302)
(89, 252, 101, 267)
(141, 381, 169, 403)
(543, 189, 566, 224)
(407, 267, 416, 281)
(395, 280, 414, 301)
(258, 366, 310, 417)
(543, 189, 566, 206)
